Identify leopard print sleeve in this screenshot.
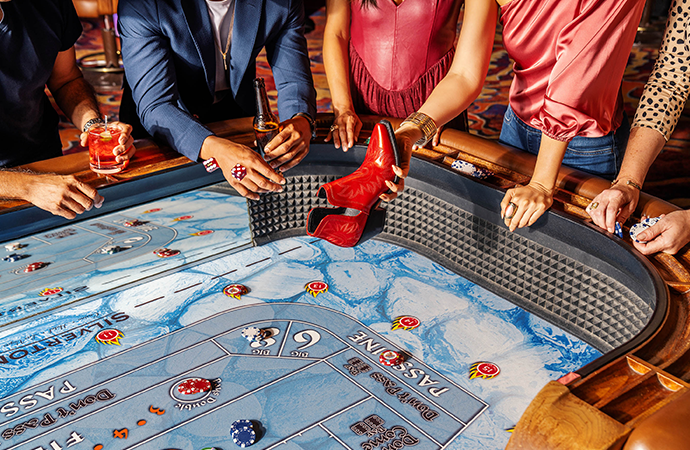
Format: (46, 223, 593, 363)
(633, 0, 690, 140)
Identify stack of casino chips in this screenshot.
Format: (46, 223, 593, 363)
(241, 326, 266, 343)
(379, 350, 404, 366)
(450, 160, 493, 180)
(630, 216, 661, 243)
(231, 419, 256, 448)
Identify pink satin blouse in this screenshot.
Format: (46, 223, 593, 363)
(500, 0, 645, 141)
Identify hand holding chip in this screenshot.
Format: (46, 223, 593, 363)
(632, 210, 690, 255)
(587, 182, 640, 235)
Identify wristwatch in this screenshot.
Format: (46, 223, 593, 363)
(82, 117, 105, 133)
(292, 112, 316, 139)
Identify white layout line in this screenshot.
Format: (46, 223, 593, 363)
(211, 338, 232, 355)
(251, 318, 482, 426)
(2, 308, 484, 432)
(7, 352, 236, 450)
(262, 397, 371, 450)
(440, 403, 489, 450)
(277, 321, 293, 356)
(124, 348, 351, 449)
(323, 359, 443, 447)
(29, 236, 51, 245)
(319, 423, 354, 450)
(1, 302, 487, 440)
(0, 337, 222, 427)
(6, 316, 479, 450)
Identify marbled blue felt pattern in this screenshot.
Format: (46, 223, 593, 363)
(0, 235, 600, 449)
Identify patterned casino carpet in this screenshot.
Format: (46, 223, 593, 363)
(63, 10, 689, 206)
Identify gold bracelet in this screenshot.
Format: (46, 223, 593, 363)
(400, 112, 438, 147)
(611, 178, 642, 191)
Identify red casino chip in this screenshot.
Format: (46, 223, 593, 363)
(391, 315, 421, 331)
(24, 262, 48, 273)
(153, 248, 180, 258)
(95, 329, 124, 346)
(177, 378, 212, 395)
(305, 281, 328, 297)
(469, 361, 500, 380)
(223, 284, 249, 300)
(379, 350, 403, 366)
(173, 215, 193, 222)
(143, 208, 161, 214)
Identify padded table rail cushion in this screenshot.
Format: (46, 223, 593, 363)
(247, 143, 667, 374)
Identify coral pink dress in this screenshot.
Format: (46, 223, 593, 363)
(349, 0, 465, 127)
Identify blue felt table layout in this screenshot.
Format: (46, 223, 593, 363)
(0, 183, 601, 450)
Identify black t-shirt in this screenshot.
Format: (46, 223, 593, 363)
(0, 0, 82, 167)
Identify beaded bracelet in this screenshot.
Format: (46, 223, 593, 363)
(611, 178, 642, 191)
(400, 112, 438, 148)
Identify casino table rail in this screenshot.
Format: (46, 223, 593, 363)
(1, 114, 690, 449)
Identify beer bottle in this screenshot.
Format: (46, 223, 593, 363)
(253, 78, 280, 156)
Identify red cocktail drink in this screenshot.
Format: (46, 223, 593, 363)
(88, 125, 123, 174)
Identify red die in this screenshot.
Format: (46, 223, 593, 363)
(231, 163, 247, 182)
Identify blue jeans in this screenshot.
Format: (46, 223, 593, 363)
(498, 105, 629, 180)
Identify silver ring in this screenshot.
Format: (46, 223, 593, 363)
(505, 202, 517, 220)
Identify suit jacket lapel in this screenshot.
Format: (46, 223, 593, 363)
(229, 0, 262, 94)
(181, 0, 216, 97)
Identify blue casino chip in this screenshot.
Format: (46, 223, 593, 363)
(614, 222, 623, 238)
(232, 427, 256, 447)
(230, 419, 253, 433)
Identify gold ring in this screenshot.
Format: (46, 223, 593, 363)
(588, 201, 599, 211)
(330, 125, 339, 132)
(505, 202, 517, 220)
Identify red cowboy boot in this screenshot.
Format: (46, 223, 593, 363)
(306, 120, 400, 247)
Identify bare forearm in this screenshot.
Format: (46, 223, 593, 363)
(323, 1, 354, 115)
(323, 35, 354, 114)
(52, 76, 101, 132)
(530, 135, 568, 191)
(0, 170, 32, 201)
(418, 72, 483, 128)
(616, 126, 666, 185)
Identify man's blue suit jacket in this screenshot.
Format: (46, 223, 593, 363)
(118, 0, 316, 161)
